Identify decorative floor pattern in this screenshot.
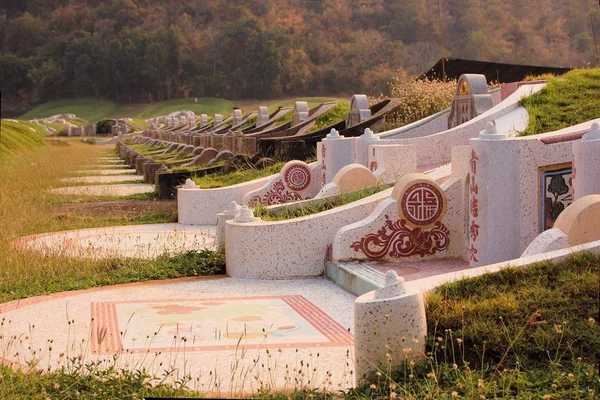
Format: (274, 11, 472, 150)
(91, 295, 353, 354)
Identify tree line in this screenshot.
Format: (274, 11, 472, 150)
(0, 0, 598, 115)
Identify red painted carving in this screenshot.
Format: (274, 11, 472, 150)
(470, 150, 479, 175)
(469, 244, 479, 262)
(401, 182, 444, 226)
(572, 163, 576, 200)
(252, 180, 303, 206)
(321, 144, 327, 185)
(350, 215, 450, 259)
(470, 174, 478, 195)
(469, 220, 480, 242)
(470, 196, 479, 218)
(284, 164, 311, 191)
(469, 150, 480, 261)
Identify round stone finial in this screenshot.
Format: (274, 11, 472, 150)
(385, 270, 400, 286)
(374, 271, 407, 299)
(478, 121, 506, 140)
(182, 178, 198, 189)
(233, 205, 257, 223)
(583, 122, 600, 141)
(223, 201, 242, 216)
(326, 128, 341, 139)
(359, 128, 379, 141)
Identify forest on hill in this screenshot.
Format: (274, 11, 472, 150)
(0, 0, 598, 115)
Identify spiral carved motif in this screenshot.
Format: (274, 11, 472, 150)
(284, 164, 311, 191)
(350, 215, 450, 259)
(252, 180, 303, 206)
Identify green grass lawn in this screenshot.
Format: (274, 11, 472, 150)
(191, 162, 285, 188)
(20, 99, 121, 123)
(350, 251, 600, 399)
(18, 97, 349, 127)
(136, 97, 237, 119)
(0, 119, 48, 157)
(253, 184, 389, 221)
(308, 102, 351, 132)
(137, 96, 348, 119)
(520, 68, 600, 135)
(262, 96, 348, 113)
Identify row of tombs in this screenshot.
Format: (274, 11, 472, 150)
(115, 73, 600, 278)
(115, 73, 600, 377)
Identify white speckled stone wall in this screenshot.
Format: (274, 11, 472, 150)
(354, 274, 426, 381)
(322, 134, 356, 184)
(470, 131, 521, 267)
(377, 84, 545, 166)
(573, 122, 600, 200)
(225, 191, 390, 279)
(177, 175, 274, 225)
(368, 144, 417, 183)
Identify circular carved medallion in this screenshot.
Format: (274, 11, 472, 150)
(284, 164, 311, 191)
(401, 182, 444, 226)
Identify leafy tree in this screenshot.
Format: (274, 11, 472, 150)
(0, 53, 32, 96)
(27, 58, 65, 101)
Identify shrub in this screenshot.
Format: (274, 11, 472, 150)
(377, 75, 456, 130)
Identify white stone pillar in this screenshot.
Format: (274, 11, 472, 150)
(469, 122, 521, 267)
(216, 201, 241, 252)
(573, 121, 600, 200)
(354, 271, 426, 382)
(354, 128, 381, 167)
(321, 129, 355, 185)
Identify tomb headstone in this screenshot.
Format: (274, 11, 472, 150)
(232, 109, 243, 126)
(291, 102, 309, 126)
(200, 114, 208, 127)
(347, 94, 372, 128)
(448, 74, 493, 129)
(213, 114, 223, 127)
(256, 106, 269, 127)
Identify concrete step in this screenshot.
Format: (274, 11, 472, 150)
(326, 261, 385, 297)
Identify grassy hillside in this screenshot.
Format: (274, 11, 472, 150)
(20, 99, 121, 123)
(262, 96, 349, 113)
(20, 97, 350, 123)
(0, 120, 48, 157)
(520, 68, 600, 135)
(137, 96, 348, 119)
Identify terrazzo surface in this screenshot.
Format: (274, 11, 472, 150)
(0, 276, 356, 394)
(50, 183, 154, 196)
(79, 164, 129, 169)
(74, 169, 137, 175)
(60, 174, 143, 184)
(369, 259, 470, 281)
(17, 223, 216, 259)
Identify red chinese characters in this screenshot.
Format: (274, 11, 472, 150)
(469, 150, 480, 262)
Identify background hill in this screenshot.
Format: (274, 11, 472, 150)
(1, 0, 598, 116)
(18, 96, 347, 121)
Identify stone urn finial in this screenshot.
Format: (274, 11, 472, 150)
(182, 178, 198, 189)
(326, 128, 341, 139)
(233, 205, 257, 223)
(583, 121, 600, 141)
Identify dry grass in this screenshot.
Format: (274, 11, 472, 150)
(377, 76, 456, 131)
(0, 139, 224, 302)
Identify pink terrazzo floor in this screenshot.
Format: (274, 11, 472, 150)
(0, 276, 356, 394)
